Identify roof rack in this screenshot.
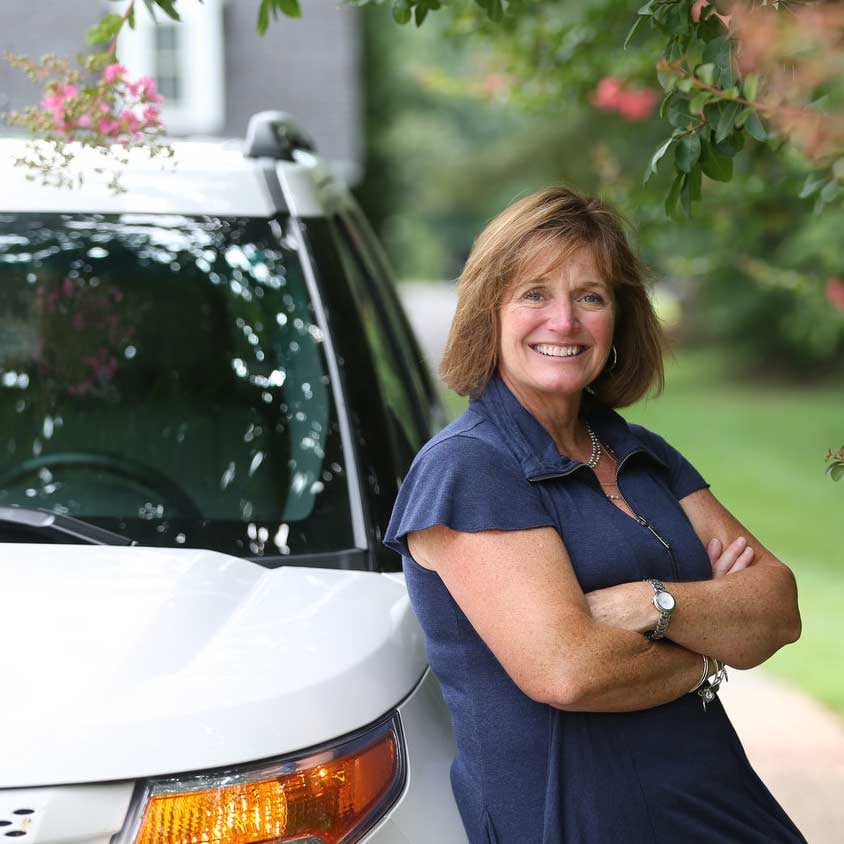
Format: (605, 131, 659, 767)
(243, 111, 317, 160)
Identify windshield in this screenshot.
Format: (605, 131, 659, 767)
(0, 213, 354, 559)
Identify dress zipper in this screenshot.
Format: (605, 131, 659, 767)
(614, 450, 679, 577)
(529, 453, 678, 575)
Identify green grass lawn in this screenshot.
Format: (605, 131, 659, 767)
(440, 350, 844, 713)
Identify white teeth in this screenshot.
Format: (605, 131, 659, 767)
(534, 344, 583, 358)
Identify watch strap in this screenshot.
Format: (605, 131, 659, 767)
(645, 578, 674, 640)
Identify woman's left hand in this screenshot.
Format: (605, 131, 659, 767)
(584, 581, 655, 635)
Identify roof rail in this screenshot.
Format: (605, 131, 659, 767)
(243, 111, 317, 160)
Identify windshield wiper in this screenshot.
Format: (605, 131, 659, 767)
(0, 506, 136, 546)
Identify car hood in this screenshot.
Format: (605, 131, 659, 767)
(1, 545, 425, 787)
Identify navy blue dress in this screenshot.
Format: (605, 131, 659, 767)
(384, 374, 805, 844)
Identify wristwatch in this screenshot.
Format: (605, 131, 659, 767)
(644, 578, 675, 640)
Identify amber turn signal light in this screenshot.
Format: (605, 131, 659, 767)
(126, 715, 405, 844)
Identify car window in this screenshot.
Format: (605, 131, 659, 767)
(328, 217, 426, 472)
(0, 213, 356, 560)
(341, 208, 441, 433)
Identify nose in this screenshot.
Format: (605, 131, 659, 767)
(545, 298, 579, 332)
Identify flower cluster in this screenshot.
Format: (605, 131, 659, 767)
(591, 77, 658, 122)
(4, 52, 171, 191)
(38, 62, 163, 144)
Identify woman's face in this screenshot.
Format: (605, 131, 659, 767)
(498, 242, 615, 405)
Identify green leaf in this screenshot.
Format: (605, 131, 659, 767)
(644, 135, 676, 185)
(694, 63, 715, 86)
(279, 0, 301, 16)
(414, 1, 428, 26)
(128, 4, 136, 29)
(820, 180, 841, 203)
(624, 16, 645, 50)
(721, 86, 739, 100)
(700, 138, 733, 182)
(486, 0, 504, 23)
(689, 163, 702, 200)
(680, 171, 692, 217)
(392, 0, 412, 24)
(714, 130, 743, 158)
(745, 110, 767, 142)
(799, 172, 827, 199)
(828, 463, 844, 481)
(689, 92, 708, 115)
(659, 92, 675, 119)
(675, 133, 701, 173)
(152, 0, 181, 21)
(677, 77, 694, 93)
(664, 171, 684, 218)
(742, 73, 759, 102)
(258, 0, 270, 33)
(667, 98, 694, 128)
(86, 13, 125, 46)
(715, 100, 740, 144)
(657, 70, 678, 93)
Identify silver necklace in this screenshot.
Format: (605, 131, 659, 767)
(584, 421, 601, 468)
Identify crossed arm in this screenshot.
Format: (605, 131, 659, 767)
(585, 488, 802, 669)
(406, 488, 801, 713)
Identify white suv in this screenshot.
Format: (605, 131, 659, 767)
(0, 113, 465, 844)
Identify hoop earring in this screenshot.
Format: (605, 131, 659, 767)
(609, 344, 618, 371)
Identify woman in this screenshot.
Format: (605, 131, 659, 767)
(384, 186, 805, 844)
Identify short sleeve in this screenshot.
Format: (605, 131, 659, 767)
(383, 434, 555, 558)
(630, 425, 709, 500)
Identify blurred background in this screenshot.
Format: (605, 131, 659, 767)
(1, 0, 842, 731)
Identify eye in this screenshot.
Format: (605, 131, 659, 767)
(522, 288, 545, 302)
(580, 291, 606, 305)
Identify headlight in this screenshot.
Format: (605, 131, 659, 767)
(118, 714, 405, 844)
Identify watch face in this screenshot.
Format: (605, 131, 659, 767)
(655, 591, 675, 611)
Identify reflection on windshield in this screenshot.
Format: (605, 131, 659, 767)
(0, 213, 353, 557)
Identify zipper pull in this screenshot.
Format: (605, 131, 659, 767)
(638, 516, 671, 550)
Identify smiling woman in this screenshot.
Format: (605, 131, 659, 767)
(384, 186, 805, 844)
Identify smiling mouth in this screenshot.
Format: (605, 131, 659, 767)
(532, 344, 587, 358)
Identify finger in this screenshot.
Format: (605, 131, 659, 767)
(718, 536, 747, 568)
(726, 545, 755, 574)
(707, 537, 723, 565)
(715, 536, 747, 574)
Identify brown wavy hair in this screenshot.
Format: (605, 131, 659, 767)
(439, 185, 665, 407)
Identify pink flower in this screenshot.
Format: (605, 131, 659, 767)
(825, 278, 844, 314)
(615, 90, 659, 121)
(592, 77, 623, 110)
(119, 109, 141, 134)
(142, 105, 161, 126)
(97, 117, 121, 138)
(76, 113, 91, 128)
(62, 84, 78, 100)
(692, 0, 731, 29)
(103, 63, 127, 83)
(136, 76, 164, 104)
(591, 76, 658, 121)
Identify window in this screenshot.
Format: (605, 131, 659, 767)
(0, 213, 355, 561)
(115, 0, 225, 134)
(153, 24, 182, 102)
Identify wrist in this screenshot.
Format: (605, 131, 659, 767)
(644, 578, 676, 639)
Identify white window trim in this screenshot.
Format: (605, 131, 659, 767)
(114, 0, 225, 135)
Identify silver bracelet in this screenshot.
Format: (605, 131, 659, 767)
(696, 656, 729, 712)
(688, 654, 709, 693)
